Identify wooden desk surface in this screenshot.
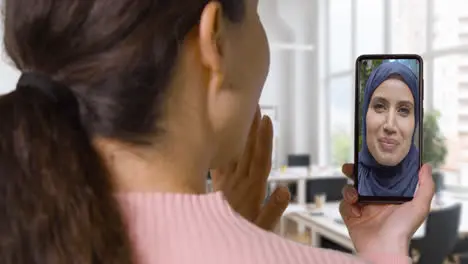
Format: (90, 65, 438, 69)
(268, 170, 346, 182)
(284, 198, 468, 250)
(286, 202, 426, 248)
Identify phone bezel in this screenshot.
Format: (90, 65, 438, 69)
(353, 54, 424, 204)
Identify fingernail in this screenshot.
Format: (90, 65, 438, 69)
(274, 190, 289, 203)
(275, 194, 284, 203)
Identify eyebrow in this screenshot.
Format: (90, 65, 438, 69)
(371, 96, 414, 107)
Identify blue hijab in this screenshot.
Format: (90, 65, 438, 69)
(358, 61, 420, 197)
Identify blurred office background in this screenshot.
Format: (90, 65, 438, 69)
(2, 0, 468, 262)
(258, 0, 468, 262)
(256, 0, 468, 188)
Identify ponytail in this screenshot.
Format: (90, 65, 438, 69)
(0, 73, 134, 263)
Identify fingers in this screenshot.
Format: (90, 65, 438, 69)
(255, 186, 290, 231)
(249, 115, 273, 182)
(341, 163, 355, 181)
(410, 164, 435, 216)
(236, 108, 261, 178)
(342, 184, 359, 204)
(339, 185, 361, 220)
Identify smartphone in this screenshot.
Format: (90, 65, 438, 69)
(354, 54, 423, 204)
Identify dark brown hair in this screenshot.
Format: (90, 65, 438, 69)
(0, 0, 245, 263)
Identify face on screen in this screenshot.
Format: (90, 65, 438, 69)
(366, 78, 415, 166)
(357, 58, 421, 198)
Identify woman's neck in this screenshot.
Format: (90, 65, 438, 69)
(95, 138, 210, 194)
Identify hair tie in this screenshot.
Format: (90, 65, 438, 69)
(16, 72, 81, 124)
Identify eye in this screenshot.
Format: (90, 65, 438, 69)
(398, 107, 411, 116)
(372, 103, 385, 112)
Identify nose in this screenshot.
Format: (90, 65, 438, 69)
(383, 111, 397, 135)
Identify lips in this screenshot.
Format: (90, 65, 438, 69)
(378, 137, 399, 152)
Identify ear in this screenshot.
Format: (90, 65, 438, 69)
(199, 2, 225, 91)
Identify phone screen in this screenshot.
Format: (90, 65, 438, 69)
(354, 55, 423, 203)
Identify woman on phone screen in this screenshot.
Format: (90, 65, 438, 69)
(358, 62, 420, 197)
(0, 0, 434, 263)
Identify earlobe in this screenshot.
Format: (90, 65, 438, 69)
(211, 71, 225, 93)
(199, 2, 224, 74)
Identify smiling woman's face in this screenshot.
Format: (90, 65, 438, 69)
(365, 77, 415, 166)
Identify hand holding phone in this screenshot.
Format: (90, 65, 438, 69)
(354, 54, 423, 203)
(340, 163, 434, 255)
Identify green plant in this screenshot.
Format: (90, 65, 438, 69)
(422, 110, 447, 169)
(332, 131, 352, 166)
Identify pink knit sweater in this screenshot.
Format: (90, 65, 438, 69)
(117, 191, 411, 264)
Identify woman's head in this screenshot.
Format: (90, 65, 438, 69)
(362, 62, 419, 167)
(5, 0, 268, 168)
(0, 0, 265, 263)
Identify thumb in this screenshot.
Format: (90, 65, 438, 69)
(410, 164, 435, 217)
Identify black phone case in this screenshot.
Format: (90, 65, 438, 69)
(353, 54, 424, 204)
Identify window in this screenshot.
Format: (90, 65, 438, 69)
(390, 0, 428, 54)
(430, 1, 468, 186)
(329, 76, 353, 165)
(356, 0, 385, 55)
(329, 0, 352, 73)
(432, 0, 467, 50)
(258, 0, 320, 166)
(433, 55, 459, 140)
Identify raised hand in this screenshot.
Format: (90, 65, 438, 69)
(211, 106, 290, 231)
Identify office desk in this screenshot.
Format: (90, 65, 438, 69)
(283, 198, 468, 252)
(268, 168, 345, 206)
(282, 202, 427, 251)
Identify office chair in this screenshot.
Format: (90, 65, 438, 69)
(306, 177, 348, 202)
(287, 155, 311, 167)
(410, 203, 461, 264)
(286, 154, 310, 202)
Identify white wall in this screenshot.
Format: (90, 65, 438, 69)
(259, 0, 321, 166)
(0, 47, 20, 94)
(0, 25, 19, 93)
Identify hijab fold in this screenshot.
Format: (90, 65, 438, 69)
(358, 61, 420, 197)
